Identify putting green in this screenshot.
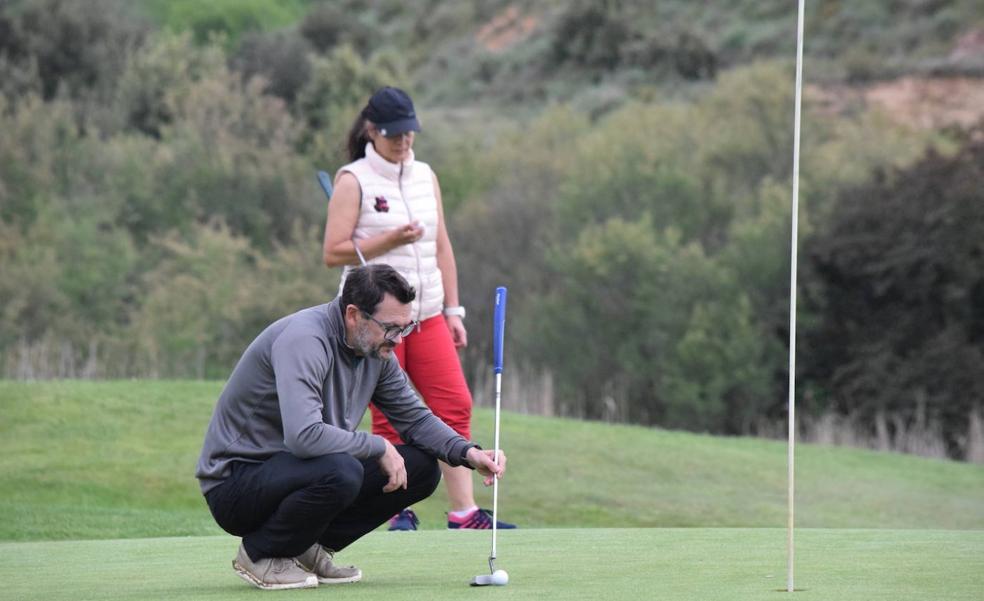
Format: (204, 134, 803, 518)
(1, 528, 981, 600)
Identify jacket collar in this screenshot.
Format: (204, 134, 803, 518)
(364, 142, 414, 182)
(328, 298, 362, 363)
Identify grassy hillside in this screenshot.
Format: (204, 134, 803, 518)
(0, 380, 983, 541)
(1, 529, 982, 601)
(132, 0, 984, 108)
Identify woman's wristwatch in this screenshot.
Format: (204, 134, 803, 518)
(443, 306, 466, 318)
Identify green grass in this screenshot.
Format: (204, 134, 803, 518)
(1, 380, 984, 541)
(0, 529, 982, 601)
(139, 0, 309, 46)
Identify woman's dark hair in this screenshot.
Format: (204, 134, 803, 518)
(346, 112, 371, 161)
(341, 264, 416, 314)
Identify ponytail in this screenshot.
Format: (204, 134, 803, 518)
(346, 113, 371, 161)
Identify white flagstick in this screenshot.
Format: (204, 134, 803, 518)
(787, 0, 806, 593)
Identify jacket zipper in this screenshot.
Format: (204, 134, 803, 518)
(398, 163, 424, 328)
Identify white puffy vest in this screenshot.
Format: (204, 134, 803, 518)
(337, 143, 444, 321)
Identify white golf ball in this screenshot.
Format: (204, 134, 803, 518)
(491, 569, 509, 585)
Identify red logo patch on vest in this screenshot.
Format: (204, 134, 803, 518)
(373, 196, 390, 212)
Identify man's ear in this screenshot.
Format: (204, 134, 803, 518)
(344, 304, 361, 325)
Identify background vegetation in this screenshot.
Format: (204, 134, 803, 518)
(1, 0, 982, 461)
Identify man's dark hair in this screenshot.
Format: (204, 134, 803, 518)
(341, 264, 416, 314)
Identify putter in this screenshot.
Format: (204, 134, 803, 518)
(316, 170, 334, 200)
(470, 287, 509, 587)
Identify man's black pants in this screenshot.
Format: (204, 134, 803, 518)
(204, 445, 441, 561)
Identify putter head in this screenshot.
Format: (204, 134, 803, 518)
(471, 558, 495, 587)
(470, 570, 508, 587)
(470, 574, 494, 587)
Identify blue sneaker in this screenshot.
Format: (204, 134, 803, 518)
(447, 508, 517, 530)
(388, 508, 419, 531)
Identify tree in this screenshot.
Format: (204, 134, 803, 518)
(0, 0, 148, 101)
(533, 215, 770, 431)
(804, 126, 984, 459)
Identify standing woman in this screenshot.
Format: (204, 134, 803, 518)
(323, 87, 515, 531)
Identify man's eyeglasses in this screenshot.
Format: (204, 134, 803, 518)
(361, 311, 416, 341)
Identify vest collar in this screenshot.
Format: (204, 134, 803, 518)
(365, 142, 415, 182)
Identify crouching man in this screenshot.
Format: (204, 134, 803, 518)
(195, 264, 506, 590)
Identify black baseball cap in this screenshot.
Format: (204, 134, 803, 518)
(362, 87, 421, 136)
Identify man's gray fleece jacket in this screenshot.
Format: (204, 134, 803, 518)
(195, 298, 475, 495)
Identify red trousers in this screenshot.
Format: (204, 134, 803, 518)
(371, 314, 473, 443)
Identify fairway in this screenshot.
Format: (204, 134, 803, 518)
(1, 528, 982, 601)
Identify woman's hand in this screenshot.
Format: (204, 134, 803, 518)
(445, 314, 467, 348)
(388, 221, 425, 247)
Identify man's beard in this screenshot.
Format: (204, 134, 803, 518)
(352, 323, 394, 359)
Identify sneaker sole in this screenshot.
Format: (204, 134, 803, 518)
(317, 570, 363, 585)
(232, 561, 319, 590)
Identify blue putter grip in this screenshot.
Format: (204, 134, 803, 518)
(316, 171, 333, 199)
(493, 287, 507, 374)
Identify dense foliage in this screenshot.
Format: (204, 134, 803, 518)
(804, 129, 984, 459)
(0, 0, 981, 459)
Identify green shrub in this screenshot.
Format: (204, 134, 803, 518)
(0, 0, 148, 101)
(804, 126, 984, 459)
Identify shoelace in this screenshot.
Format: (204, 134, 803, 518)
(314, 547, 334, 572)
(271, 558, 296, 574)
(401, 509, 420, 526)
(461, 509, 493, 529)
(316, 547, 358, 575)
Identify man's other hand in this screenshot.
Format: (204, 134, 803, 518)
(379, 440, 408, 493)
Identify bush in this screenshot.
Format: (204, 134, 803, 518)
(298, 2, 373, 57)
(0, 0, 148, 101)
(550, 1, 629, 70)
(804, 125, 984, 459)
(130, 221, 331, 378)
(232, 29, 313, 105)
(114, 32, 225, 137)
